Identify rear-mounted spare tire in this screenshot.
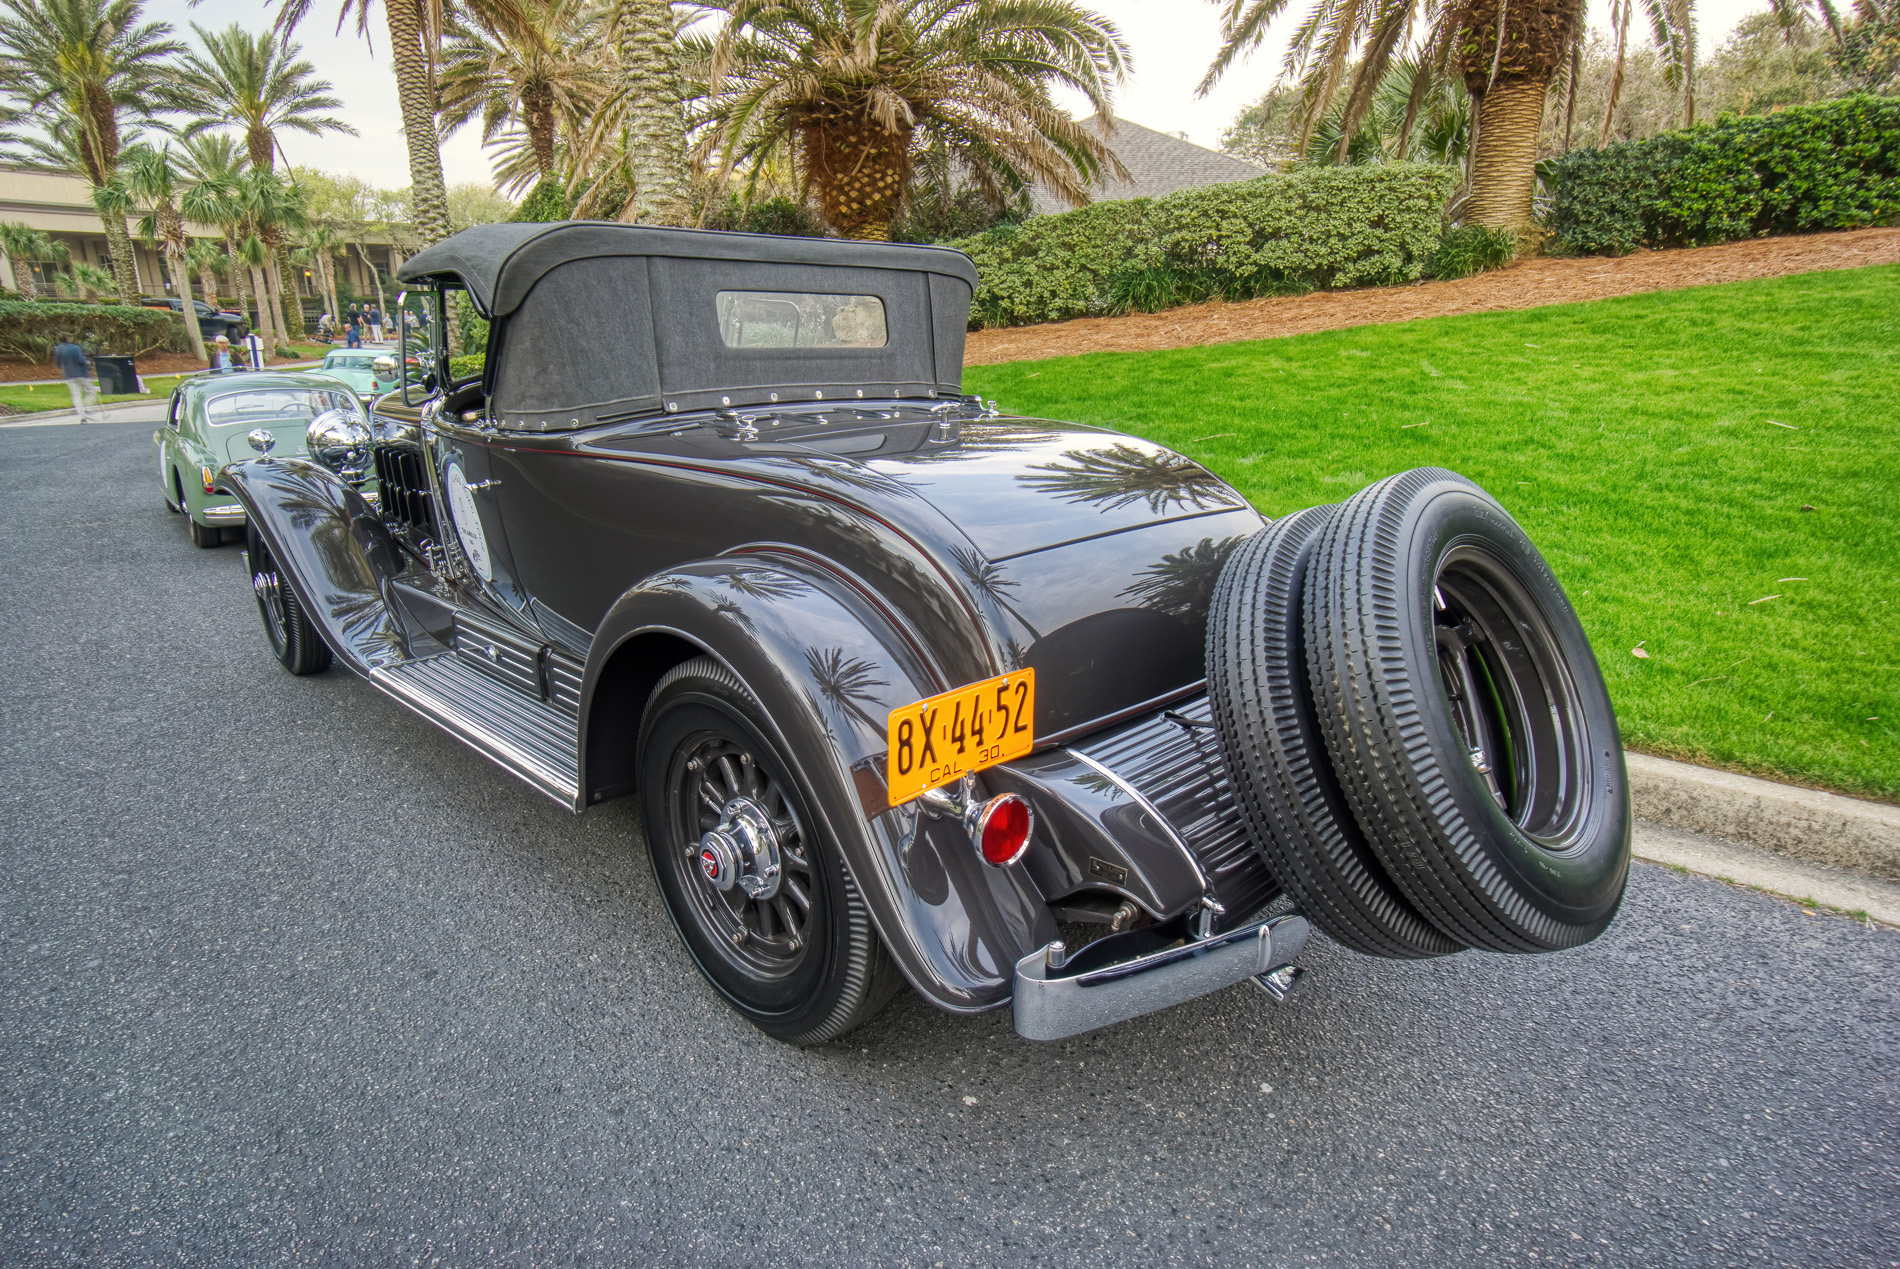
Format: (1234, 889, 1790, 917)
(1207, 504, 1462, 960)
(1304, 468, 1631, 953)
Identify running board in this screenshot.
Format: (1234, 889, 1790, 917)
(370, 654, 582, 809)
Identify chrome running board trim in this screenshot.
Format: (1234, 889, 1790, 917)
(370, 654, 581, 810)
(1011, 911, 1310, 1041)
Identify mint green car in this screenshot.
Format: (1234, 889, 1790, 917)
(316, 348, 401, 406)
(155, 370, 369, 548)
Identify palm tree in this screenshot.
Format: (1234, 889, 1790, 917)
(185, 237, 229, 308)
(273, 0, 539, 246)
(176, 23, 354, 172)
(177, 134, 255, 328)
(295, 222, 344, 334)
(239, 169, 307, 352)
(438, 0, 613, 193)
(1198, 0, 1694, 239)
(124, 142, 209, 362)
(177, 22, 352, 340)
(0, 222, 71, 296)
(692, 0, 1132, 242)
(609, 0, 697, 224)
(0, 0, 185, 303)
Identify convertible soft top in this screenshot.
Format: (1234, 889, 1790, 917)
(395, 221, 981, 431)
(396, 221, 980, 320)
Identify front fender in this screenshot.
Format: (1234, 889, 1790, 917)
(583, 553, 1057, 1013)
(220, 456, 408, 671)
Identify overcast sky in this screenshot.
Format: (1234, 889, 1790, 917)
(141, 0, 1774, 191)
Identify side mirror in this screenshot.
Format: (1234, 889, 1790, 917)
(306, 409, 373, 483)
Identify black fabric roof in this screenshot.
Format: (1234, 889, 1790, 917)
(396, 221, 981, 318)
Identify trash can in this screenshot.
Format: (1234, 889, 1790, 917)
(94, 355, 138, 394)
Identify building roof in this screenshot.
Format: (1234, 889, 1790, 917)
(1032, 116, 1268, 215)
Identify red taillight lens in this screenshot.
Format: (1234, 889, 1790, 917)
(201, 466, 217, 494)
(976, 794, 1033, 867)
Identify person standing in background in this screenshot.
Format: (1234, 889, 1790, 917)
(211, 334, 234, 370)
(51, 334, 99, 422)
(346, 305, 362, 349)
(368, 303, 384, 343)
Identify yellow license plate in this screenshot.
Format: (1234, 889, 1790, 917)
(885, 668, 1036, 806)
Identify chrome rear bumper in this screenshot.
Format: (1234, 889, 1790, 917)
(1012, 910, 1310, 1041)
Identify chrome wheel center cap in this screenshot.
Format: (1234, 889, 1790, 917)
(697, 796, 783, 901)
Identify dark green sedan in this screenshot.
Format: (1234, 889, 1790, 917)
(154, 370, 370, 547)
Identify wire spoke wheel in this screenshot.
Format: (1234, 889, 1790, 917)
(668, 733, 816, 978)
(639, 656, 901, 1045)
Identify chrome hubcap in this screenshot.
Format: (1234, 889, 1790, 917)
(677, 738, 813, 969)
(699, 797, 783, 901)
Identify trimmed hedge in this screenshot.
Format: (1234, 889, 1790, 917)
(1546, 94, 1900, 255)
(948, 164, 1456, 328)
(0, 299, 180, 361)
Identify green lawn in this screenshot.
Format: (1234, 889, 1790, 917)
(965, 264, 1900, 802)
(0, 344, 339, 414)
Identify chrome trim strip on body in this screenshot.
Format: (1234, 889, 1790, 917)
(1011, 912, 1310, 1041)
(201, 504, 248, 520)
(1035, 679, 1208, 752)
(1066, 747, 1211, 893)
(368, 658, 581, 811)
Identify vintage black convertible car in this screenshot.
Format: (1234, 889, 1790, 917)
(225, 222, 1631, 1045)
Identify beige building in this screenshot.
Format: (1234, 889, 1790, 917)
(0, 165, 408, 308)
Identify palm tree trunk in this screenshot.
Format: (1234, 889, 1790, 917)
(1563, 37, 1581, 150)
(166, 254, 208, 363)
(225, 236, 253, 328)
(248, 264, 277, 362)
(321, 254, 340, 337)
(99, 206, 141, 306)
(263, 260, 290, 353)
(615, 0, 694, 225)
(386, 0, 454, 244)
(1465, 78, 1548, 237)
(1599, 0, 1632, 147)
(275, 246, 306, 340)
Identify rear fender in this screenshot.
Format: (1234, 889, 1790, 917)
(220, 456, 408, 671)
(582, 553, 1056, 1013)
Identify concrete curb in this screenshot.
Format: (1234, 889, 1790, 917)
(1626, 752, 1900, 883)
(1632, 821, 1900, 926)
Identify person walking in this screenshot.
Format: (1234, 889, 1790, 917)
(52, 334, 100, 422)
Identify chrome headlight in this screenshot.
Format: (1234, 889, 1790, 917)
(306, 408, 374, 483)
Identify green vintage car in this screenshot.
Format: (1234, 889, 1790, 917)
(155, 370, 372, 547)
(315, 348, 400, 406)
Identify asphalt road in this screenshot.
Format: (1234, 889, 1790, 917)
(3, 420, 1896, 1267)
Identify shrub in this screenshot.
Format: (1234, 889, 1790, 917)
(449, 352, 485, 381)
(949, 163, 1455, 328)
(1545, 94, 1900, 254)
(512, 178, 572, 224)
(701, 195, 827, 238)
(1427, 223, 1516, 278)
(0, 299, 179, 361)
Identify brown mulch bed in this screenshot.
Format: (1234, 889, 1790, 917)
(963, 226, 1900, 366)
